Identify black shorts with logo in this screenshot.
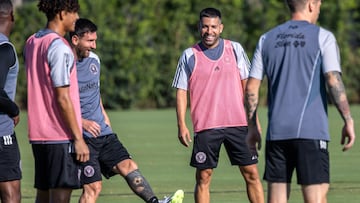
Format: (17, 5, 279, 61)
(190, 126, 258, 169)
(264, 139, 329, 185)
(0, 133, 21, 182)
(32, 142, 81, 190)
(80, 133, 131, 185)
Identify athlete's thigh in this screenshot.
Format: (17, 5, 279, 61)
(32, 143, 81, 190)
(0, 180, 21, 199)
(80, 138, 102, 185)
(223, 126, 258, 166)
(295, 139, 329, 185)
(0, 133, 21, 182)
(98, 134, 132, 178)
(267, 182, 289, 203)
(264, 140, 296, 183)
(190, 129, 224, 169)
(301, 183, 329, 203)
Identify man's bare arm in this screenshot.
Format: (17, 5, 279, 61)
(325, 71, 352, 121)
(325, 71, 355, 151)
(245, 78, 261, 126)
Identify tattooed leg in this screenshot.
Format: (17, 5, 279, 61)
(125, 169, 158, 202)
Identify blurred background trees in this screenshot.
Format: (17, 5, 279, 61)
(11, 0, 360, 109)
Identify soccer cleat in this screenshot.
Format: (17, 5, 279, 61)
(159, 189, 184, 203)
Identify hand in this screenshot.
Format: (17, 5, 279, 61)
(247, 124, 262, 156)
(341, 119, 356, 151)
(178, 126, 192, 147)
(74, 138, 90, 162)
(12, 115, 20, 126)
(82, 119, 101, 137)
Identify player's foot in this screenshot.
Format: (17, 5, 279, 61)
(159, 189, 184, 203)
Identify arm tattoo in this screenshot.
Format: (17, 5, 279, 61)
(245, 92, 258, 125)
(325, 71, 352, 121)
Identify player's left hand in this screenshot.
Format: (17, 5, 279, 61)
(82, 119, 101, 137)
(341, 118, 356, 151)
(247, 125, 262, 155)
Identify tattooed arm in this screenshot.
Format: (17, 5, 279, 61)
(325, 71, 355, 151)
(245, 77, 262, 153)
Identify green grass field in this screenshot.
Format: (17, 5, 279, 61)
(15, 106, 360, 203)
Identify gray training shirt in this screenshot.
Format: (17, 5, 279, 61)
(250, 20, 341, 141)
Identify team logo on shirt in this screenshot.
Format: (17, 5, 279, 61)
(224, 56, 231, 64)
(84, 165, 95, 177)
(89, 63, 99, 75)
(195, 152, 207, 163)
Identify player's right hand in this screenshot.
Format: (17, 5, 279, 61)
(247, 125, 262, 156)
(12, 115, 20, 126)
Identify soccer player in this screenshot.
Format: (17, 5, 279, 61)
(245, 0, 356, 202)
(0, 0, 21, 202)
(70, 18, 184, 203)
(24, 0, 89, 202)
(172, 7, 264, 203)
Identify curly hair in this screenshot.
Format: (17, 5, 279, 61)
(38, 0, 80, 21)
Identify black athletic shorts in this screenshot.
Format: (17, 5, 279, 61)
(190, 126, 258, 169)
(0, 133, 21, 182)
(80, 133, 131, 185)
(32, 142, 81, 190)
(264, 139, 329, 185)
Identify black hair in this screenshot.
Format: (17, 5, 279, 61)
(38, 0, 80, 21)
(285, 0, 308, 13)
(69, 18, 97, 39)
(199, 7, 222, 20)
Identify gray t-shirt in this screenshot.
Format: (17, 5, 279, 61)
(250, 20, 341, 141)
(76, 52, 112, 138)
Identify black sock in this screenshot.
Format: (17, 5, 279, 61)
(146, 196, 159, 203)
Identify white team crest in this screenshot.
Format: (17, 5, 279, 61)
(195, 152, 207, 163)
(84, 165, 95, 177)
(89, 63, 98, 75)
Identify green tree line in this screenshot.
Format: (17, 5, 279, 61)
(11, 0, 360, 109)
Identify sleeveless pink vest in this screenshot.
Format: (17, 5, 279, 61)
(25, 33, 82, 142)
(189, 40, 247, 132)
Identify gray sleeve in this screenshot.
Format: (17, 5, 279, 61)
(249, 35, 266, 80)
(172, 48, 193, 90)
(319, 28, 341, 73)
(47, 39, 75, 87)
(231, 41, 250, 80)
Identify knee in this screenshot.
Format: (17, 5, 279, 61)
(82, 181, 102, 200)
(1, 192, 21, 203)
(196, 169, 213, 186)
(0, 181, 21, 203)
(114, 159, 138, 176)
(240, 165, 261, 184)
